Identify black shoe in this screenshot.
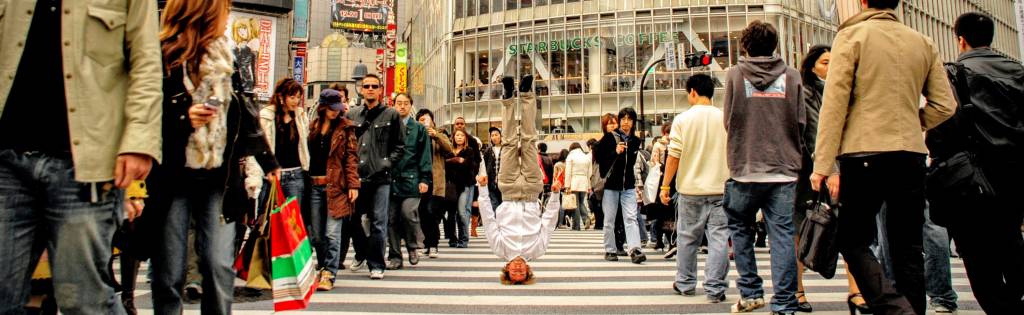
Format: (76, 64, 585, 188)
(795, 292, 812, 312)
(630, 249, 647, 264)
(706, 294, 726, 303)
(386, 259, 403, 270)
(847, 294, 873, 314)
(616, 249, 628, 256)
(770, 312, 796, 315)
(408, 250, 420, 265)
(122, 297, 138, 315)
(604, 252, 618, 261)
(672, 285, 695, 296)
(502, 76, 515, 99)
(519, 75, 533, 93)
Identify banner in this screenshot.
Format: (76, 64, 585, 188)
(227, 12, 277, 101)
(1016, 0, 1024, 62)
(292, 0, 309, 40)
(395, 43, 407, 93)
(331, 0, 390, 32)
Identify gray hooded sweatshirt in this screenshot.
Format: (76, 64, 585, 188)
(723, 56, 806, 182)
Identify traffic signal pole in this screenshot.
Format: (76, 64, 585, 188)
(638, 57, 666, 145)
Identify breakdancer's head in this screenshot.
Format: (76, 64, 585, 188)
(500, 256, 535, 285)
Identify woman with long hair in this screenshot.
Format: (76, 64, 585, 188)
(446, 129, 480, 248)
(308, 89, 360, 291)
(149, 0, 280, 313)
(596, 108, 645, 264)
(564, 142, 593, 230)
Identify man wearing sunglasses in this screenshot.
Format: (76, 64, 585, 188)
(346, 74, 405, 280)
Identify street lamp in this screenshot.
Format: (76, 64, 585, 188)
(352, 60, 368, 105)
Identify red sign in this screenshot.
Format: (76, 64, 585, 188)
(256, 19, 274, 99)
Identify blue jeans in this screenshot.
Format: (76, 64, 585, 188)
(637, 211, 649, 242)
(309, 184, 328, 268)
(151, 170, 235, 315)
(324, 214, 349, 275)
(602, 189, 640, 253)
(0, 150, 124, 315)
(723, 180, 799, 313)
(456, 188, 472, 246)
(571, 191, 590, 230)
(674, 194, 730, 298)
(876, 204, 958, 310)
(356, 183, 390, 272)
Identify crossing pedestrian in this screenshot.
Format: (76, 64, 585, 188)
(596, 107, 647, 264)
(722, 20, 805, 315)
(417, 109, 454, 259)
(446, 129, 480, 248)
(149, 0, 282, 312)
(811, 0, 957, 313)
(564, 142, 593, 231)
(346, 73, 405, 280)
(386, 93, 431, 270)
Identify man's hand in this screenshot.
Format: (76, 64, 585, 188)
(188, 104, 218, 128)
(419, 183, 429, 194)
(809, 173, 826, 193)
(123, 198, 145, 222)
(114, 153, 153, 189)
(348, 189, 359, 203)
(616, 142, 626, 154)
(826, 174, 840, 202)
(660, 189, 671, 205)
(427, 127, 437, 138)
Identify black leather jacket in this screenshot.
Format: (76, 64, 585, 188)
(927, 48, 1024, 163)
(148, 61, 279, 223)
(347, 102, 405, 185)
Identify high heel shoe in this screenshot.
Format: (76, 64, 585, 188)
(847, 293, 872, 315)
(795, 291, 812, 313)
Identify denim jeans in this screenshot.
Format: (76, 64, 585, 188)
(0, 150, 124, 315)
(388, 196, 424, 261)
(323, 214, 348, 275)
(723, 180, 799, 313)
(637, 211, 649, 242)
(602, 189, 640, 253)
(356, 183, 390, 272)
(674, 194, 730, 298)
(456, 188, 473, 246)
(309, 184, 329, 268)
(151, 170, 236, 315)
(571, 191, 590, 230)
(876, 204, 958, 310)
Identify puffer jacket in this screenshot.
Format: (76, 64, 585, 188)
(325, 118, 361, 218)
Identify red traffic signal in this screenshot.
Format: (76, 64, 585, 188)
(684, 51, 711, 68)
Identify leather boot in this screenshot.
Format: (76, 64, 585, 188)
(471, 215, 479, 237)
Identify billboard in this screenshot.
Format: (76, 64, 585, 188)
(227, 11, 277, 101)
(292, 0, 309, 40)
(331, 0, 390, 32)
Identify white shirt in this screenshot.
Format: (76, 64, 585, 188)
(477, 186, 560, 262)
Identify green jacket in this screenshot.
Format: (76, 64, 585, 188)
(391, 116, 432, 198)
(0, 0, 164, 182)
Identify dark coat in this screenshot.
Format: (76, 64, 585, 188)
(346, 103, 405, 185)
(445, 145, 480, 191)
(596, 130, 641, 191)
(391, 117, 433, 198)
(324, 118, 361, 218)
(147, 60, 279, 225)
(481, 143, 500, 190)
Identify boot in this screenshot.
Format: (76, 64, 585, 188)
(471, 215, 479, 237)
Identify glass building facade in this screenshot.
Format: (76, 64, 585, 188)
(406, 1, 840, 138)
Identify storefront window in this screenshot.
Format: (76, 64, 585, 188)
(710, 16, 729, 67)
(506, 0, 518, 11)
(480, 0, 489, 14)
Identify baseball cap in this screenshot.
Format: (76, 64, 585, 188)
(319, 89, 345, 111)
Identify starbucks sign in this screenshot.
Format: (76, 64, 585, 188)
(507, 31, 686, 56)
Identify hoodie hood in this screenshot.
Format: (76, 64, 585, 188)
(738, 56, 788, 90)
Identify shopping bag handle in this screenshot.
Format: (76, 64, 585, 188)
(273, 177, 286, 208)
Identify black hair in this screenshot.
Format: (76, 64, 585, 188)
(395, 93, 413, 104)
(415, 108, 434, 122)
(558, 149, 569, 163)
(538, 143, 548, 153)
(955, 12, 995, 48)
(489, 127, 501, 135)
(741, 21, 778, 57)
(685, 74, 715, 99)
(800, 45, 832, 86)
(617, 107, 638, 136)
(362, 73, 382, 84)
(866, 0, 899, 10)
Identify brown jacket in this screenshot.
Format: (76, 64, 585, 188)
(813, 9, 956, 175)
(326, 118, 361, 219)
(429, 129, 454, 197)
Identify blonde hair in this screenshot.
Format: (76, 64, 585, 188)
(160, 0, 232, 83)
(231, 18, 259, 43)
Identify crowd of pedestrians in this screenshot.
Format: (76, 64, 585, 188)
(1, 0, 1022, 314)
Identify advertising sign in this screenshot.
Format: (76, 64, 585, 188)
(1016, 0, 1024, 62)
(293, 56, 305, 85)
(395, 43, 407, 93)
(292, 0, 309, 40)
(227, 12, 277, 101)
(331, 0, 390, 32)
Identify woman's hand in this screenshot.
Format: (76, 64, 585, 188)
(188, 104, 218, 128)
(348, 189, 359, 203)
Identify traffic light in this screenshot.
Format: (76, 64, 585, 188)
(684, 51, 712, 68)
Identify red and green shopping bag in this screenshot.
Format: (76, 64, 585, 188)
(270, 181, 317, 311)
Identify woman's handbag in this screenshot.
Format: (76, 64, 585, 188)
(797, 187, 840, 279)
(561, 192, 578, 210)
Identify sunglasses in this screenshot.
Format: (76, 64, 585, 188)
(362, 84, 381, 89)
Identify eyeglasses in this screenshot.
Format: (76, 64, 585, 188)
(362, 84, 381, 89)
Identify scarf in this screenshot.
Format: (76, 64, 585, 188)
(184, 37, 235, 170)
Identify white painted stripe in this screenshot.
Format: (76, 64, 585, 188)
(332, 268, 969, 278)
(303, 292, 980, 305)
(326, 278, 975, 290)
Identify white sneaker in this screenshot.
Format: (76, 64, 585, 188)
(428, 248, 439, 259)
(730, 297, 765, 313)
(349, 259, 365, 272)
(369, 270, 384, 280)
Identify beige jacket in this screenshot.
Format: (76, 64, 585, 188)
(0, 0, 163, 182)
(563, 149, 592, 192)
(244, 106, 309, 197)
(813, 9, 956, 175)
